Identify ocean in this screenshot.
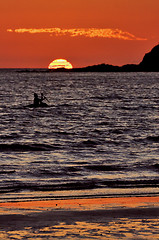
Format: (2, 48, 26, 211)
(0, 70, 159, 202)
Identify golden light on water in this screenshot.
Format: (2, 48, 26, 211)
(48, 59, 73, 69)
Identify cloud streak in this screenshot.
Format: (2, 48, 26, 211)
(7, 28, 147, 40)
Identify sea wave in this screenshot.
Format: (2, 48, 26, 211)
(0, 143, 59, 152)
(0, 178, 159, 193)
(146, 136, 159, 142)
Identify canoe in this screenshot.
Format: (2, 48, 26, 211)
(26, 102, 49, 108)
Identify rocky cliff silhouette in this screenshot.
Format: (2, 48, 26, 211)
(139, 44, 159, 71)
(53, 44, 159, 72)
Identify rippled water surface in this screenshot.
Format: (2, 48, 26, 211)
(0, 70, 159, 201)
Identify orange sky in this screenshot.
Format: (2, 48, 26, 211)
(0, 0, 159, 68)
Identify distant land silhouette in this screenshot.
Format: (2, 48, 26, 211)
(53, 44, 159, 72)
(1, 44, 158, 72)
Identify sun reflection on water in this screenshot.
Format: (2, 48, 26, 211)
(0, 219, 158, 240)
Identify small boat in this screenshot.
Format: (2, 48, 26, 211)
(26, 93, 49, 108)
(26, 102, 49, 108)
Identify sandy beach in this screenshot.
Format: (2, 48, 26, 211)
(0, 196, 159, 239)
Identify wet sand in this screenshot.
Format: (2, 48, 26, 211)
(0, 196, 159, 239)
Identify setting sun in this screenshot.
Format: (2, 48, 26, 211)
(1, 1, 159, 68)
(48, 59, 73, 69)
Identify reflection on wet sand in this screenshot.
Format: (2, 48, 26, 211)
(0, 218, 159, 239)
(0, 197, 159, 239)
(0, 196, 159, 214)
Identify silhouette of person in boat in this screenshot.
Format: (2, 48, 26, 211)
(32, 92, 48, 107)
(26, 93, 48, 108)
(33, 93, 40, 107)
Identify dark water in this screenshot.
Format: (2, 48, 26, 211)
(0, 70, 159, 201)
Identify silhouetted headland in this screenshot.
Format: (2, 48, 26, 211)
(53, 44, 159, 72)
(139, 44, 159, 71)
(1, 44, 158, 72)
